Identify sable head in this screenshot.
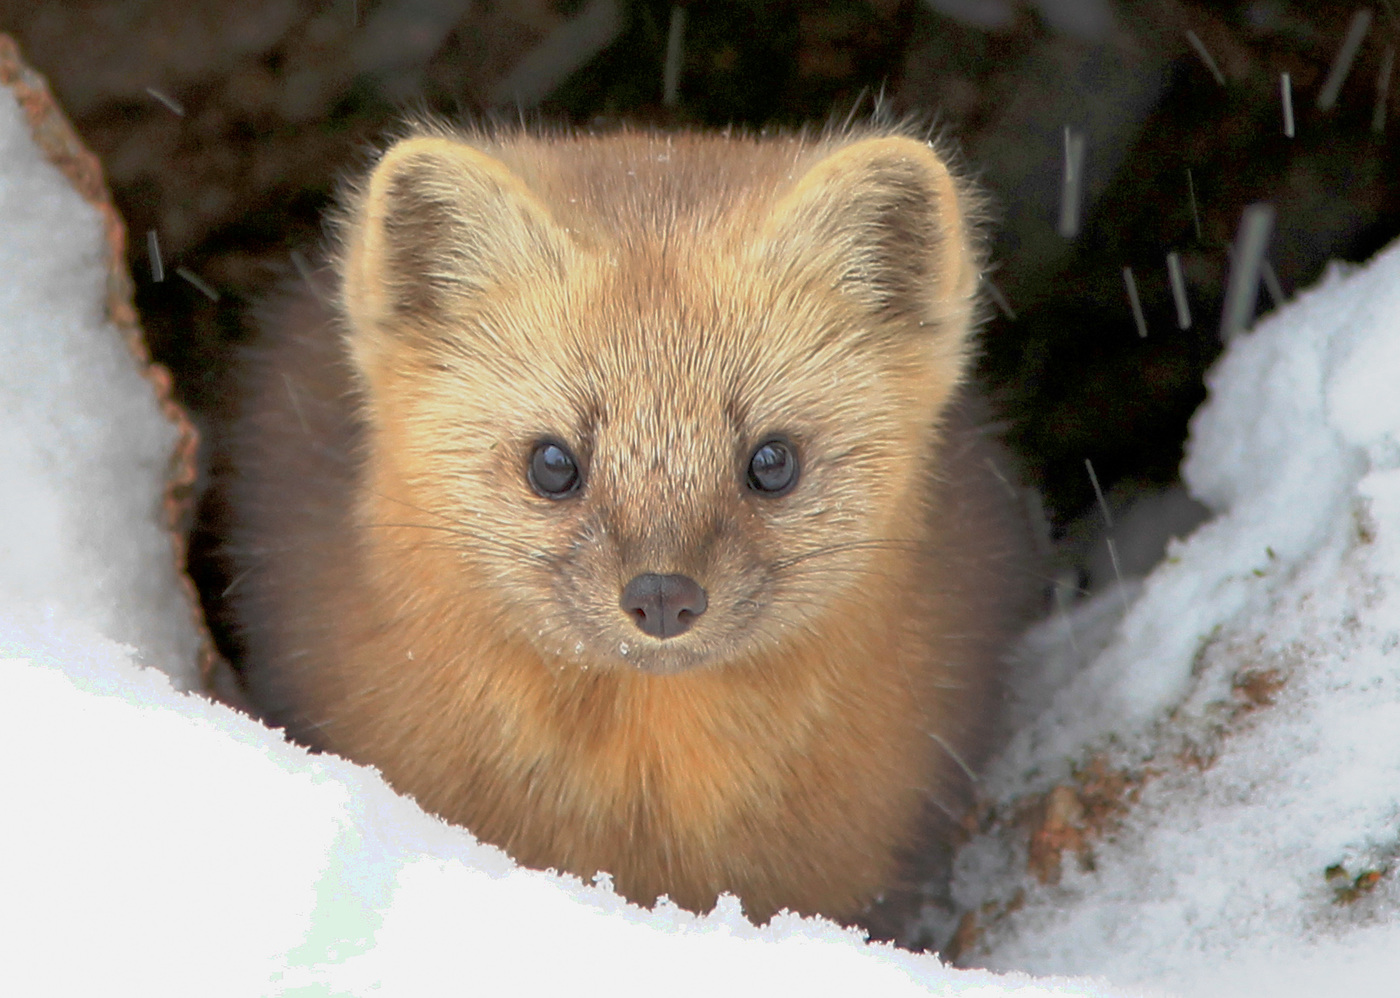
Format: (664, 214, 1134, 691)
(338, 128, 980, 676)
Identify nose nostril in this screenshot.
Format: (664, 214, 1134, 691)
(620, 573, 708, 639)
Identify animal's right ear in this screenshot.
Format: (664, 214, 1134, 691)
(340, 136, 572, 335)
(758, 136, 977, 331)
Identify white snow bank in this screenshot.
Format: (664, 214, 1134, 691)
(0, 55, 1124, 998)
(0, 631, 1124, 996)
(0, 75, 200, 691)
(953, 242, 1400, 995)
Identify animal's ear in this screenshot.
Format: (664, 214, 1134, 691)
(761, 136, 977, 328)
(340, 135, 572, 335)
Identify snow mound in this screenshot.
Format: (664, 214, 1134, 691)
(0, 64, 200, 690)
(953, 241, 1400, 996)
(0, 629, 1127, 996)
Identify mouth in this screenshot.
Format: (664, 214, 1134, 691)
(530, 614, 721, 676)
(542, 579, 768, 675)
(609, 635, 716, 676)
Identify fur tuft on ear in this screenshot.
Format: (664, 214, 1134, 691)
(340, 136, 573, 337)
(762, 135, 978, 331)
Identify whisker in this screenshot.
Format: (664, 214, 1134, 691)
(927, 732, 978, 784)
(361, 520, 553, 564)
(923, 793, 963, 825)
(771, 538, 923, 571)
(362, 488, 559, 565)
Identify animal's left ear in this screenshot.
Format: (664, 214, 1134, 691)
(761, 136, 978, 329)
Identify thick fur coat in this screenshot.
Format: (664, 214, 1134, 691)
(219, 125, 1035, 924)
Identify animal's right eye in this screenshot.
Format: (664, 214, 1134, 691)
(528, 441, 581, 498)
(746, 437, 799, 496)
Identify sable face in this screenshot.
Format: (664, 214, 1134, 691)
(357, 261, 940, 675)
(340, 130, 976, 676)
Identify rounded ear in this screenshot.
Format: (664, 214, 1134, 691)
(760, 136, 978, 329)
(340, 136, 573, 337)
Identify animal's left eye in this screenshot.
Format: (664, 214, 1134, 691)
(528, 440, 582, 498)
(746, 438, 799, 496)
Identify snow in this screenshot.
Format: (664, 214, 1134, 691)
(950, 244, 1400, 995)
(1, 633, 1121, 996)
(0, 79, 200, 692)
(0, 58, 1118, 998)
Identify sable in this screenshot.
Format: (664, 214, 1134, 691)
(217, 125, 1038, 926)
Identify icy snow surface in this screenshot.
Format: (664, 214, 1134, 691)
(0, 633, 1122, 996)
(0, 68, 1120, 997)
(953, 240, 1400, 995)
(0, 84, 199, 690)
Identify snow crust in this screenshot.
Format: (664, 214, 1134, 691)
(0, 87, 200, 690)
(0, 75, 1121, 997)
(0, 629, 1126, 996)
(954, 242, 1400, 995)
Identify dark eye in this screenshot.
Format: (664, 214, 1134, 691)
(746, 438, 799, 496)
(528, 441, 581, 498)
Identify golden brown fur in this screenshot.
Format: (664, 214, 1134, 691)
(220, 124, 1036, 925)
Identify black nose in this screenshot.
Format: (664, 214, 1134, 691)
(620, 573, 708, 638)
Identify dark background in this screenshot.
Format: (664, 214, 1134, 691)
(4, 0, 1396, 533)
